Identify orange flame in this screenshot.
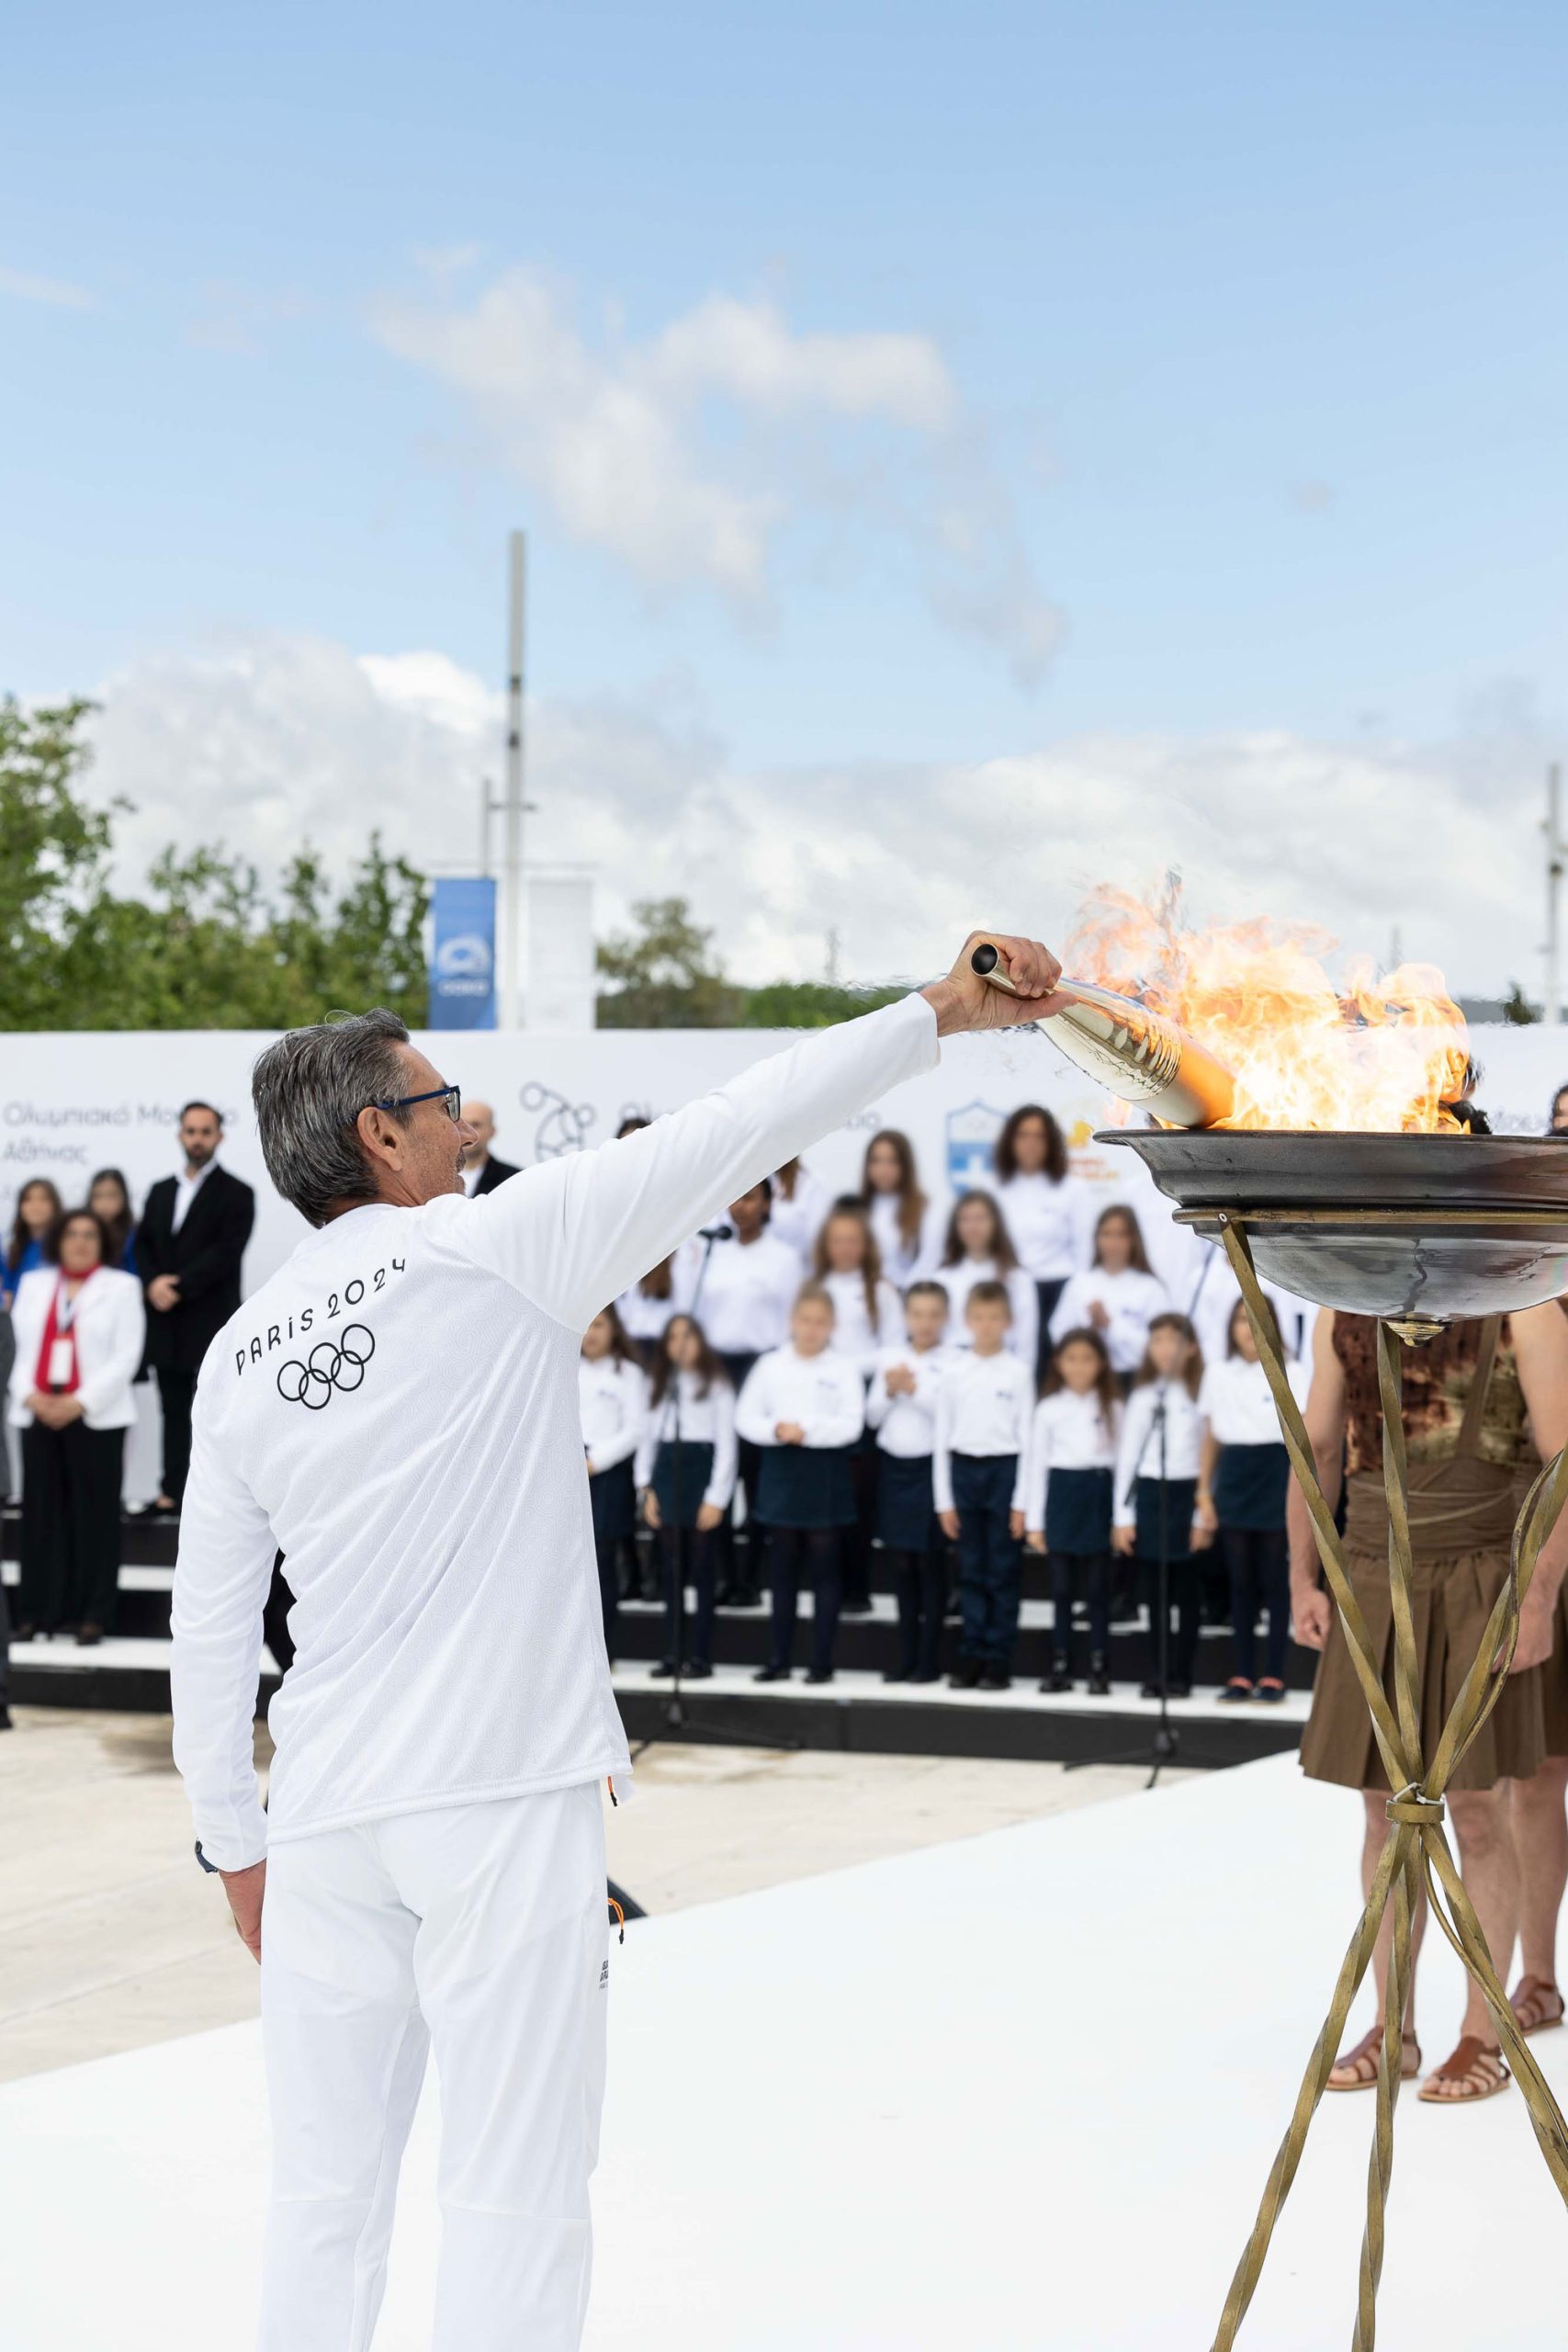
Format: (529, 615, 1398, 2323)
(1066, 883, 1472, 1132)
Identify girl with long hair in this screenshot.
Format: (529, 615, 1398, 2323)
(992, 1103, 1093, 1383)
(87, 1169, 138, 1274)
(1199, 1296, 1306, 1703)
(4, 1179, 63, 1306)
(1048, 1203, 1169, 1385)
(859, 1128, 943, 1285)
(936, 1189, 1038, 1369)
(1113, 1312, 1209, 1698)
(1025, 1326, 1122, 1695)
(578, 1303, 649, 1666)
(813, 1201, 901, 1611)
(637, 1313, 737, 1679)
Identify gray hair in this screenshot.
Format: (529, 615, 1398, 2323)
(252, 1009, 413, 1227)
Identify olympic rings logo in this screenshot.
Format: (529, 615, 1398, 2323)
(276, 1324, 376, 1410)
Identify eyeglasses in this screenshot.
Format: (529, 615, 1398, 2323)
(368, 1084, 463, 1123)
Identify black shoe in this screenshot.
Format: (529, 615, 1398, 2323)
(730, 1588, 763, 1610)
(650, 1659, 679, 1679)
(12, 1623, 37, 1644)
(683, 1659, 714, 1679)
(1044, 1655, 1074, 1693)
(1168, 1678, 1192, 1699)
(948, 1661, 981, 1690)
(76, 1623, 105, 1648)
(1255, 1679, 1286, 1704)
(978, 1668, 1011, 1691)
(754, 1664, 791, 1683)
(908, 1668, 942, 1685)
(1087, 1654, 1111, 1697)
(883, 1667, 912, 1684)
(0, 1706, 11, 1730)
(804, 1667, 836, 1685)
(1140, 1679, 1164, 1700)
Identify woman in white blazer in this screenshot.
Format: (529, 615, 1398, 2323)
(8, 1206, 146, 1643)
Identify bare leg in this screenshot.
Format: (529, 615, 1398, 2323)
(1424, 1783, 1519, 2096)
(1511, 1758, 1568, 1987)
(1327, 1789, 1428, 2086)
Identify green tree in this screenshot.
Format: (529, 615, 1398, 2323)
(738, 979, 904, 1029)
(1503, 981, 1539, 1026)
(596, 896, 742, 1027)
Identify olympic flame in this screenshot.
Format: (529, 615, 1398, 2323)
(1066, 884, 1472, 1133)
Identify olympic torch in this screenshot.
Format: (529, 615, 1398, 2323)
(968, 938, 1235, 1130)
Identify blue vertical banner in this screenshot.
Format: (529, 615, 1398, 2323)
(429, 876, 498, 1029)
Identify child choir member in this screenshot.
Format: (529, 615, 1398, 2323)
(1049, 1204, 1170, 1385)
(1199, 1297, 1305, 1702)
(936, 1191, 1038, 1371)
(683, 1180, 800, 1605)
(991, 1104, 1094, 1381)
(1026, 1328, 1122, 1695)
(867, 1280, 955, 1683)
(737, 1284, 866, 1685)
(578, 1305, 649, 1666)
(615, 1255, 680, 1365)
(1114, 1313, 1208, 1698)
(637, 1313, 737, 1679)
(769, 1156, 833, 1268)
(934, 1280, 1033, 1691)
(860, 1128, 945, 1284)
(813, 1200, 902, 1613)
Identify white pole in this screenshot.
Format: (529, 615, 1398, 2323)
(1548, 763, 1562, 1026)
(502, 532, 526, 1027)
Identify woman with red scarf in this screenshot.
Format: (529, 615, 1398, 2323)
(7, 1207, 145, 1644)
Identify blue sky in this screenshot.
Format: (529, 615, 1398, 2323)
(4, 2, 1566, 984)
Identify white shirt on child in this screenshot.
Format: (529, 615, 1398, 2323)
(995, 1171, 1096, 1282)
(1112, 1380, 1203, 1528)
(735, 1344, 866, 1452)
(819, 1269, 902, 1378)
(1023, 1388, 1122, 1535)
(864, 1341, 956, 1460)
(615, 1275, 679, 1345)
(932, 1349, 1033, 1512)
(577, 1354, 649, 1473)
(1049, 1265, 1171, 1376)
(867, 1190, 946, 1285)
(936, 1259, 1038, 1368)
(634, 1368, 738, 1511)
(678, 1230, 800, 1357)
(1198, 1354, 1308, 1446)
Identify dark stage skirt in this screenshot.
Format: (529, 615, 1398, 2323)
(1045, 1466, 1112, 1556)
(1213, 1442, 1289, 1532)
(754, 1443, 856, 1531)
(1133, 1475, 1198, 1562)
(876, 1451, 936, 1551)
(589, 1458, 637, 1545)
(650, 1440, 716, 1532)
(1540, 1577, 1568, 1758)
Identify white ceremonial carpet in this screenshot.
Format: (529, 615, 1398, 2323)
(4, 1755, 1566, 2350)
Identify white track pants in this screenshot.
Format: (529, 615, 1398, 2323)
(256, 1781, 610, 2352)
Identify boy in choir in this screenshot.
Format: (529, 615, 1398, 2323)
(682, 1179, 800, 1607)
(737, 1283, 866, 1686)
(866, 1279, 955, 1684)
(813, 1200, 902, 1615)
(637, 1312, 737, 1680)
(1113, 1313, 1208, 1700)
(578, 1305, 649, 1668)
(934, 1280, 1033, 1692)
(1026, 1328, 1122, 1696)
(1049, 1204, 1170, 1389)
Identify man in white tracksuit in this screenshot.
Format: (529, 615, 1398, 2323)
(169, 930, 1061, 2350)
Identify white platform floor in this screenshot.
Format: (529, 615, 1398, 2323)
(4, 1754, 1564, 2350)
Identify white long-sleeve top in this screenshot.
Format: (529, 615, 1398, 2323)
(936, 1257, 1038, 1369)
(615, 1272, 679, 1346)
(769, 1163, 834, 1269)
(867, 1190, 946, 1285)
(676, 1228, 801, 1357)
(6, 1265, 147, 1431)
(578, 1353, 649, 1474)
(169, 989, 941, 1870)
(1049, 1265, 1172, 1377)
(1177, 1242, 1314, 1381)
(633, 1369, 738, 1511)
(996, 1171, 1096, 1282)
(1199, 1353, 1309, 1445)
(864, 1340, 956, 1459)
(1112, 1380, 1204, 1526)
(735, 1344, 866, 1451)
(932, 1348, 1034, 1511)
(819, 1269, 902, 1378)
(1023, 1388, 1122, 1535)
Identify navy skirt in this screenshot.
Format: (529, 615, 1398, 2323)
(650, 1439, 716, 1531)
(754, 1443, 856, 1531)
(877, 1452, 936, 1551)
(1045, 1466, 1113, 1556)
(589, 1457, 637, 1545)
(1213, 1442, 1289, 1532)
(1133, 1475, 1198, 1562)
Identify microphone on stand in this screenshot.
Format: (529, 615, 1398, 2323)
(698, 1223, 734, 1243)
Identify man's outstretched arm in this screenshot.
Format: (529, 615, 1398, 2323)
(462, 931, 1064, 1333)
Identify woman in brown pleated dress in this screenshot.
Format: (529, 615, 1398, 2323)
(1291, 1302, 1568, 2104)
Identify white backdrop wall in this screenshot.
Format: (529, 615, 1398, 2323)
(5, 1018, 1568, 1498)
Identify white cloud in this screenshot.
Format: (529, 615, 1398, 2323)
(81, 631, 1545, 1001)
(370, 266, 1058, 683)
(0, 264, 97, 311)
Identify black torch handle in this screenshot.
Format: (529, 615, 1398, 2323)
(970, 938, 1019, 994)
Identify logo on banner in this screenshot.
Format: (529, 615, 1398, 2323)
(276, 1325, 377, 1410)
(945, 1100, 1007, 1191)
(434, 933, 493, 983)
(430, 877, 498, 1030)
(520, 1080, 596, 1159)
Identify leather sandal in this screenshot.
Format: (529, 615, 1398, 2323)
(1326, 2024, 1420, 2092)
(1509, 1975, 1565, 2036)
(1417, 2036, 1510, 2104)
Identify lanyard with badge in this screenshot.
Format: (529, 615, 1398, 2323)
(49, 1277, 88, 1391)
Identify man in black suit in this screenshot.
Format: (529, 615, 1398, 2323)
(460, 1101, 520, 1196)
(137, 1101, 255, 1513)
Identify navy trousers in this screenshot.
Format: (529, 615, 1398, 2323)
(951, 1453, 1021, 1668)
(1222, 1524, 1290, 1681)
(768, 1525, 842, 1674)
